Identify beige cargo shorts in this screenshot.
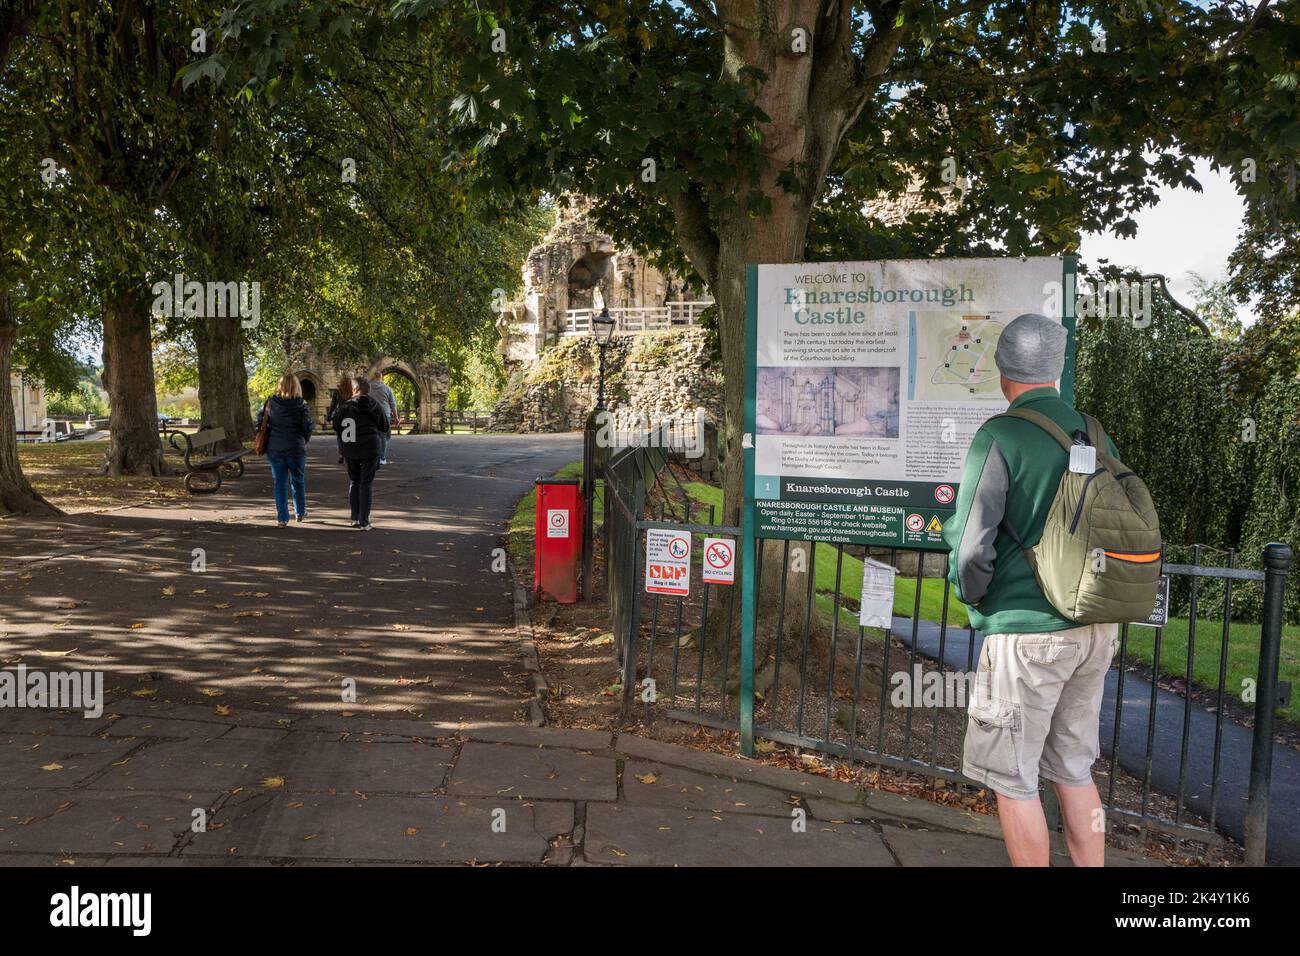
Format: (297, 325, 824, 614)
(962, 623, 1118, 799)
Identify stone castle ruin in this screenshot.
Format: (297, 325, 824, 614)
(492, 198, 722, 435)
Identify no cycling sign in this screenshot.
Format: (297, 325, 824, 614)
(702, 537, 736, 585)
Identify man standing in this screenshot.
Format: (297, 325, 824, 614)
(942, 312, 1119, 868)
(368, 373, 399, 465)
(333, 377, 388, 530)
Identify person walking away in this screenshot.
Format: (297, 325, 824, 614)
(942, 312, 1160, 868)
(263, 373, 314, 527)
(334, 376, 388, 530)
(325, 376, 352, 464)
(369, 373, 398, 464)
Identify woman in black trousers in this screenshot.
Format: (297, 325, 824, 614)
(332, 376, 389, 530)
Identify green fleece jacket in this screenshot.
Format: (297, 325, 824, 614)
(941, 387, 1119, 634)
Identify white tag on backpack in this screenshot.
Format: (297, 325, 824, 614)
(1069, 444, 1097, 474)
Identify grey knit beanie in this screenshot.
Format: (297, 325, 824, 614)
(994, 313, 1067, 384)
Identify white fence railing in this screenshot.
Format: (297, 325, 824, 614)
(561, 301, 713, 335)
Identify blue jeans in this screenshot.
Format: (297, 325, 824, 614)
(268, 451, 307, 522)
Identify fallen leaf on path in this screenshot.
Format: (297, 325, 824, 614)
(40, 763, 63, 771)
(261, 777, 285, 789)
(132, 689, 158, 698)
(37, 648, 77, 658)
(405, 827, 420, 836)
(200, 689, 224, 697)
(130, 623, 145, 629)
(214, 704, 232, 717)
(635, 773, 657, 784)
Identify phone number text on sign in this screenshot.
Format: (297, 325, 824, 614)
(645, 528, 691, 596)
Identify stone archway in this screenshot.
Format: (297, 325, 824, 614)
(293, 369, 329, 426)
(288, 345, 451, 433)
(377, 365, 419, 434)
(365, 356, 450, 434)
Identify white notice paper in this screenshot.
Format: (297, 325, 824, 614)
(859, 558, 897, 629)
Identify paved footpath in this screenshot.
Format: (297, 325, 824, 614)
(0, 434, 1156, 866)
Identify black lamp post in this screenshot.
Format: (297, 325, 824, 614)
(592, 305, 616, 409)
(582, 305, 616, 603)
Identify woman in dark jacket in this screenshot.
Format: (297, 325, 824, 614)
(332, 376, 389, 530)
(324, 376, 352, 464)
(261, 373, 314, 527)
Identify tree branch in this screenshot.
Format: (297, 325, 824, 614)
(681, 0, 722, 31)
(665, 186, 720, 288)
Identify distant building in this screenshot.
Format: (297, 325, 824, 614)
(10, 368, 46, 432)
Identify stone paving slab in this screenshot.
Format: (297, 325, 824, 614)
(881, 825, 1011, 866)
(0, 710, 108, 735)
(102, 715, 234, 740)
(584, 803, 896, 866)
(84, 738, 275, 791)
(0, 733, 138, 788)
(292, 716, 449, 739)
(259, 739, 455, 793)
(467, 724, 614, 752)
(188, 792, 560, 863)
(0, 789, 218, 855)
(804, 791, 1004, 838)
(615, 734, 866, 804)
(103, 700, 293, 729)
(448, 741, 617, 801)
(621, 759, 796, 816)
(219, 726, 290, 743)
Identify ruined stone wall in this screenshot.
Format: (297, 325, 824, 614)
(491, 328, 723, 435)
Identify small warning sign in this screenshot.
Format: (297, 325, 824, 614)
(926, 516, 943, 533)
(646, 528, 691, 596)
(1133, 574, 1170, 628)
(701, 537, 736, 585)
(546, 509, 570, 538)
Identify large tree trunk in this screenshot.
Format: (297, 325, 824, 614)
(672, 1, 905, 654)
(101, 289, 165, 476)
(196, 317, 253, 450)
(0, 290, 60, 516)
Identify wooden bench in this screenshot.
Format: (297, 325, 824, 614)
(173, 427, 250, 494)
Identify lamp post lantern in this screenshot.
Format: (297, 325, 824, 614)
(592, 305, 616, 409)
